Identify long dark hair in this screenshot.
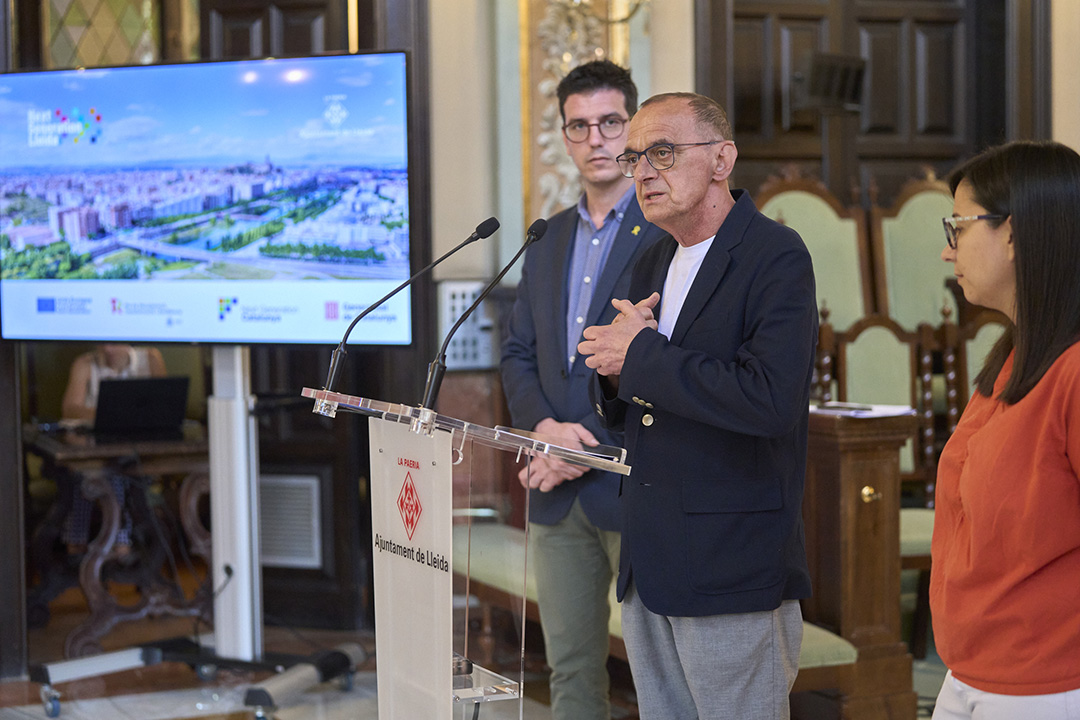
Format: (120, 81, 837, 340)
(948, 140, 1080, 404)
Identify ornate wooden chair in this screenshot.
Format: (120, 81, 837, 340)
(869, 174, 958, 500)
(954, 310, 1010, 410)
(755, 167, 876, 331)
(819, 315, 937, 487)
(869, 171, 956, 332)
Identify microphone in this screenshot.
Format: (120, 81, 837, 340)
(419, 218, 548, 410)
(320, 217, 499, 400)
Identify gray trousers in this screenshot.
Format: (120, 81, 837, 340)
(529, 498, 621, 720)
(621, 580, 803, 720)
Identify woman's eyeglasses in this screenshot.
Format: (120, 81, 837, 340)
(942, 214, 1006, 249)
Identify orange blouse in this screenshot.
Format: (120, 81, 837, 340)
(931, 344, 1080, 695)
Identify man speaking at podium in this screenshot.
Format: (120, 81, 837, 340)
(578, 92, 818, 720)
(500, 60, 663, 720)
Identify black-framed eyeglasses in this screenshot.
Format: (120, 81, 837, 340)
(942, 214, 1006, 249)
(616, 141, 722, 178)
(562, 115, 628, 143)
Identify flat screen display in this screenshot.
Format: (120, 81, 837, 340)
(0, 52, 412, 344)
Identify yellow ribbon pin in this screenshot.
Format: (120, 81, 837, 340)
(631, 225, 640, 236)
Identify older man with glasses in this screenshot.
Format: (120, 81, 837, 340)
(577, 92, 819, 719)
(500, 60, 665, 720)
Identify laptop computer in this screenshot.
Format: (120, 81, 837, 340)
(92, 376, 190, 441)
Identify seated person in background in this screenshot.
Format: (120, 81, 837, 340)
(61, 344, 167, 421)
(60, 344, 166, 555)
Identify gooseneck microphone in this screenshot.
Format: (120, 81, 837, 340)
(321, 217, 499, 395)
(419, 218, 548, 410)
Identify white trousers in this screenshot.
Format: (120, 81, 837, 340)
(933, 670, 1080, 720)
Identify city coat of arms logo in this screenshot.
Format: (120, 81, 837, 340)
(397, 471, 422, 540)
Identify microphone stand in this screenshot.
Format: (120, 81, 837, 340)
(419, 219, 548, 412)
(316, 217, 499, 416)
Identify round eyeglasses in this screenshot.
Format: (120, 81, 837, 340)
(616, 141, 722, 178)
(562, 115, 628, 143)
(942, 214, 1006, 249)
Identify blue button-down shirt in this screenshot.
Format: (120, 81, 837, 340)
(565, 186, 637, 370)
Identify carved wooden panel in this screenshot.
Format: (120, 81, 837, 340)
(272, 5, 327, 56)
(728, 4, 833, 190)
(858, 22, 902, 137)
(206, 10, 264, 59)
(0, 0, 11, 72)
(0, 23, 25, 678)
(0, 342, 26, 678)
(913, 22, 961, 137)
(851, 3, 966, 205)
(736, 159, 825, 206)
(732, 17, 768, 137)
(731, 11, 830, 153)
(201, 0, 343, 59)
(779, 20, 823, 135)
(857, 158, 953, 210)
(702, 0, 1049, 208)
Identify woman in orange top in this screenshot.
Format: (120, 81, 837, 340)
(932, 140, 1080, 719)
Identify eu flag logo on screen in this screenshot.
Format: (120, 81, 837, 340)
(37, 298, 56, 313)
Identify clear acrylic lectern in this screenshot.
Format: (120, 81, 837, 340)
(301, 387, 630, 720)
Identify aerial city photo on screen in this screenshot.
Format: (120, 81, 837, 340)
(0, 55, 409, 282)
(0, 53, 413, 344)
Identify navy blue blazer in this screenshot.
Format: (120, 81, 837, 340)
(501, 198, 665, 530)
(593, 190, 817, 616)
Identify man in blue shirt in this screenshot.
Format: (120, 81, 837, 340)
(500, 60, 664, 720)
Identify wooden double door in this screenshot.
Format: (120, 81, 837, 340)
(697, 0, 1051, 207)
(199, 0, 360, 59)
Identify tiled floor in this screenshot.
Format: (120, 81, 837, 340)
(913, 644, 947, 718)
(0, 671, 557, 720)
(0, 637, 947, 720)
(1, 576, 558, 720)
(2, 577, 947, 720)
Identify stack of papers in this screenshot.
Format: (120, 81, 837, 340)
(811, 402, 916, 418)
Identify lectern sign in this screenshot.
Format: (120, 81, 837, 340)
(369, 418, 452, 720)
(397, 471, 422, 539)
(298, 387, 635, 717)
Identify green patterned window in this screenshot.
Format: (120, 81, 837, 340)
(44, 0, 160, 69)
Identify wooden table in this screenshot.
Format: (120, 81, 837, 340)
(24, 424, 212, 658)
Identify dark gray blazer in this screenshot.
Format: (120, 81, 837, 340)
(501, 197, 664, 530)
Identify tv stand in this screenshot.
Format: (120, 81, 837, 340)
(30, 346, 360, 718)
